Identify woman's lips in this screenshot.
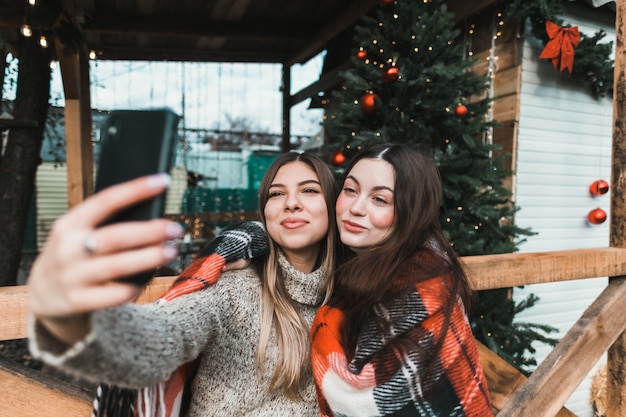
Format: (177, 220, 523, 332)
(282, 218, 308, 229)
(342, 220, 365, 233)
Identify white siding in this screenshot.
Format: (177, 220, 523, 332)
(35, 163, 69, 248)
(165, 166, 188, 215)
(512, 4, 614, 416)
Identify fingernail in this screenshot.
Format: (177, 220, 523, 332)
(163, 241, 178, 260)
(167, 222, 185, 238)
(147, 173, 171, 188)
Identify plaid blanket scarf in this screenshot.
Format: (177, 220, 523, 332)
(310, 250, 492, 417)
(92, 221, 269, 417)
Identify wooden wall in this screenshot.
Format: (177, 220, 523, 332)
(468, 5, 522, 194)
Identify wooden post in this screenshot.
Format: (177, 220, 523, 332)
(607, 1, 626, 415)
(55, 43, 93, 208)
(281, 64, 291, 153)
(54, 0, 93, 208)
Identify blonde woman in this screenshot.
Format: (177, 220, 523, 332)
(28, 151, 338, 416)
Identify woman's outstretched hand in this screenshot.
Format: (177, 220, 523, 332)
(28, 174, 184, 345)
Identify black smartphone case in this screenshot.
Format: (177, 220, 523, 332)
(95, 108, 179, 224)
(94, 108, 179, 285)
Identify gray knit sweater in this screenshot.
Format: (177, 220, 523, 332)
(29, 253, 327, 416)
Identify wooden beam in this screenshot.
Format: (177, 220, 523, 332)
(446, 0, 500, 23)
(607, 0, 626, 415)
(94, 45, 288, 63)
(84, 13, 306, 41)
(54, 0, 94, 206)
(497, 278, 626, 417)
(463, 247, 626, 290)
(5, 247, 626, 341)
(203, 0, 254, 50)
(290, 61, 352, 106)
(0, 356, 92, 417)
(286, 0, 380, 65)
(0, 8, 22, 28)
(477, 342, 576, 416)
(135, 276, 178, 304)
(56, 42, 93, 206)
(0, 284, 29, 341)
(0, 276, 178, 342)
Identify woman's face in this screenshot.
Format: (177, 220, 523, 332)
(336, 158, 395, 253)
(264, 161, 329, 264)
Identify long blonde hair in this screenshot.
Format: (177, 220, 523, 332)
(255, 151, 337, 398)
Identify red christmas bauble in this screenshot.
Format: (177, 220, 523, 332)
(331, 150, 346, 166)
(383, 66, 400, 83)
(587, 208, 607, 225)
(356, 49, 367, 60)
(455, 104, 468, 117)
(360, 92, 380, 115)
(589, 179, 610, 196)
(380, 0, 395, 7)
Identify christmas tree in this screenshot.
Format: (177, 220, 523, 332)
(321, 0, 556, 373)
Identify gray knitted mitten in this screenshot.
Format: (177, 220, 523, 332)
(197, 220, 269, 262)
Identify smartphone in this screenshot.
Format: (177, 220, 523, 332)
(94, 108, 180, 284)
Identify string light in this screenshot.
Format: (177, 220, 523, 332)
(20, 24, 32, 37)
(483, 9, 502, 150)
(89, 50, 97, 60)
(27, 0, 37, 5)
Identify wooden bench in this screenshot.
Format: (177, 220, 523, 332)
(3, 247, 626, 416)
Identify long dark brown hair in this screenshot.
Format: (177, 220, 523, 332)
(334, 143, 475, 359)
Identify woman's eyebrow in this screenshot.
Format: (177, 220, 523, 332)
(269, 179, 321, 188)
(346, 175, 393, 192)
(299, 179, 321, 186)
(345, 175, 359, 185)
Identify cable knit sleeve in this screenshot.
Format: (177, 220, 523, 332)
(29, 269, 259, 389)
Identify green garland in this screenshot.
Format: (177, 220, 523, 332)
(505, 0, 614, 98)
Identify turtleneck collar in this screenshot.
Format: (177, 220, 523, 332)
(277, 251, 327, 306)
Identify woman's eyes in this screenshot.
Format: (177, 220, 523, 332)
(268, 188, 320, 198)
(373, 196, 389, 204)
(343, 187, 357, 194)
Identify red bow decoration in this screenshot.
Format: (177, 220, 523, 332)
(539, 21, 580, 74)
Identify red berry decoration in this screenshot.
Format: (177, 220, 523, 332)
(356, 48, 367, 61)
(380, 0, 395, 7)
(455, 104, 468, 117)
(360, 92, 380, 115)
(587, 208, 607, 225)
(331, 150, 347, 166)
(383, 66, 400, 83)
(589, 179, 610, 196)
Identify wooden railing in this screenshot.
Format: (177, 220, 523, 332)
(2, 247, 626, 417)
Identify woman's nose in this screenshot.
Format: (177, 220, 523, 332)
(349, 198, 366, 216)
(284, 193, 302, 211)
